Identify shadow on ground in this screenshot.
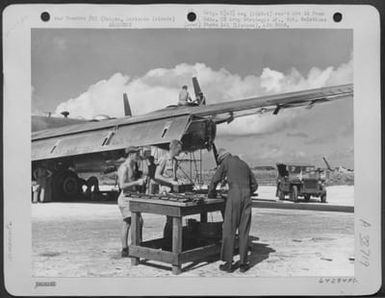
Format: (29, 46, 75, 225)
(136, 235, 275, 274)
(230, 236, 276, 272)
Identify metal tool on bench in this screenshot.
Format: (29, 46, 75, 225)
(171, 183, 194, 193)
(159, 192, 206, 204)
(125, 192, 206, 204)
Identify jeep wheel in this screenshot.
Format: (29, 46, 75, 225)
(290, 185, 299, 202)
(304, 194, 311, 201)
(321, 194, 327, 203)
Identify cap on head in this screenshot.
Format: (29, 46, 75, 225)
(217, 148, 230, 163)
(125, 146, 140, 155)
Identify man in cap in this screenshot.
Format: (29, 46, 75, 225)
(117, 146, 147, 257)
(208, 148, 258, 273)
(155, 139, 183, 242)
(178, 85, 192, 106)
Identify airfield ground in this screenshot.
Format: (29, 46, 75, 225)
(32, 185, 354, 277)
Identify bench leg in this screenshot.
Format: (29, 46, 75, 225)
(130, 211, 141, 266)
(172, 217, 182, 274)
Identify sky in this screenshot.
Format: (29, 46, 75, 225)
(32, 29, 353, 169)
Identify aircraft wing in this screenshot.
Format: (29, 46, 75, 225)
(32, 83, 352, 161)
(191, 83, 353, 123)
(32, 115, 191, 161)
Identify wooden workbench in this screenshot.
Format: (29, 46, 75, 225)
(128, 197, 225, 274)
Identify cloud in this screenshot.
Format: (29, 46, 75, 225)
(54, 60, 353, 135)
(216, 110, 301, 136)
(260, 68, 285, 93)
(55, 73, 131, 119)
(325, 59, 354, 86)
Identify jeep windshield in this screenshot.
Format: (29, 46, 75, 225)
(287, 166, 316, 173)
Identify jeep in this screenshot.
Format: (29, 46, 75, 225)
(276, 163, 327, 203)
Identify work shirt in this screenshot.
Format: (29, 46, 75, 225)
(208, 155, 258, 195)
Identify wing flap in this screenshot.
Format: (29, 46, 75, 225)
(32, 115, 190, 161)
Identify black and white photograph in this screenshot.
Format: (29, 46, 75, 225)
(3, 4, 381, 296)
(31, 26, 355, 276)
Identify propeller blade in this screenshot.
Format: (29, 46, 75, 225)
(123, 93, 132, 117)
(192, 77, 206, 105)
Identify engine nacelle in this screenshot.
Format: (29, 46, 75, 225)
(181, 118, 216, 152)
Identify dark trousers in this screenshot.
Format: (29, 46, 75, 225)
(221, 186, 252, 264)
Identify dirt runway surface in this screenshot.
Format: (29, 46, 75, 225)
(32, 186, 354, 277)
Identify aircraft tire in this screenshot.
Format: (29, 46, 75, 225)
(52, 170, 82, 200)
